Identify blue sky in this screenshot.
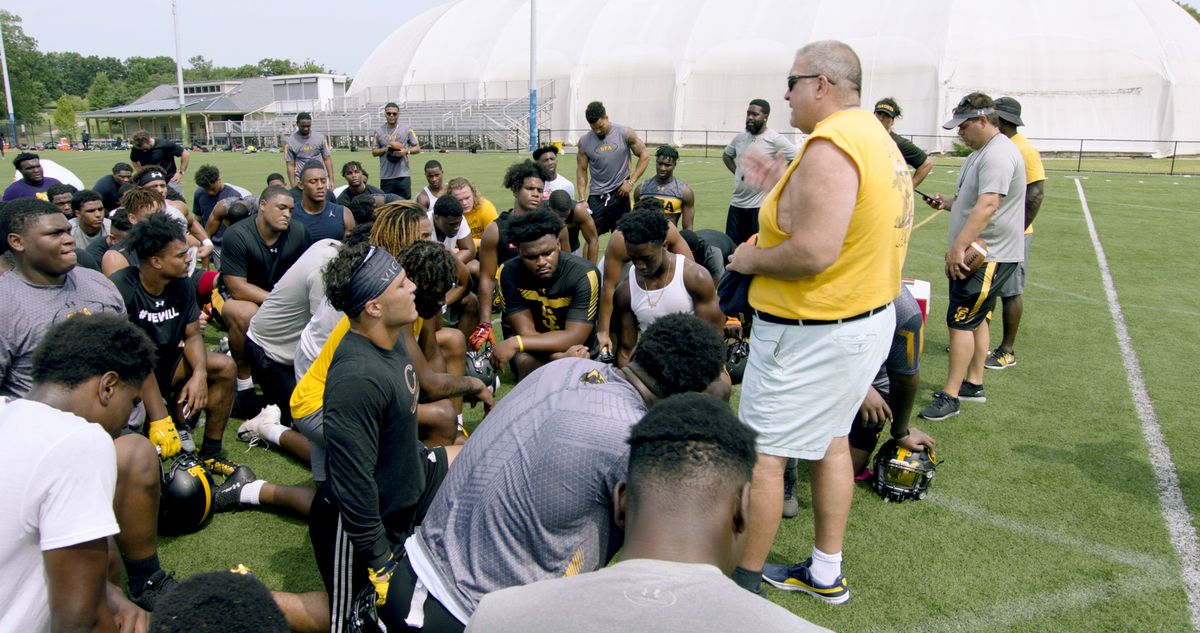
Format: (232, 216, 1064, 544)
(6, 0, 452, 76)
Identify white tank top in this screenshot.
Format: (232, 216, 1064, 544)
(629, 253, 693, 332)
(423, 186, 439, 210)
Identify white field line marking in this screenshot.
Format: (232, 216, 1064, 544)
(1026, 281, 1103, 303)
(878, 573, 1155, 633)
(1076, 177, 1200, 631)
(929, 495, 1170, 570)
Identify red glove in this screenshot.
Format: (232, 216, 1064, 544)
(469, 322, 495, 350)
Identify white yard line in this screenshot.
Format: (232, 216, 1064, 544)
(1076, 177, 1200, 631)
(929, 495, 1170, 569)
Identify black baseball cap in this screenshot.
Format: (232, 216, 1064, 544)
(532, 145, 559, 160)
(874, 98, 901, 118)
(993, 97, 1024, 126)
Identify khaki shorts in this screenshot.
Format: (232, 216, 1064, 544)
(738, 307, 894, 460)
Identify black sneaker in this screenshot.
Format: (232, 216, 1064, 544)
(959, 381, 987, 403)
(918, 391, 960, 421)
(203, 455, 240, 478)
(130, 568, 177, 611)
(231, 388, 265, 419)
(214, 465, 258, 512)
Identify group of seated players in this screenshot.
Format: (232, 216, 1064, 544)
(0, 142, 932, 632)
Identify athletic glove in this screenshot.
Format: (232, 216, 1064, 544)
(367, 553, 398, 608)
(469, 322, 495, 350)
(149, 416, 182, 459)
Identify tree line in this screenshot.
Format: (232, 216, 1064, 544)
(0, 11, 333, 128)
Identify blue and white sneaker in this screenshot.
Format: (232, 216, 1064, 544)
(762, 558, 850, 605)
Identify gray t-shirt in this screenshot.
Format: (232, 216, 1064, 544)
(408, 358, 646, 619)
(372, 123, 417, 180)
(723, 128, 798, 208)
(246, 239, 339, 366)
(467, 559, 830, 633)
(285, 131, 330, 181)
(0, 268, 125, 398)
(579, 124, 631, 196)
(68, 217, 111, 252)
(949, 133, 1026, 262)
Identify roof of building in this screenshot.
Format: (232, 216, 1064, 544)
(83, 76, 278, 118)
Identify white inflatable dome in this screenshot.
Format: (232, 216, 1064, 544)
(350, 0, 1200, 154)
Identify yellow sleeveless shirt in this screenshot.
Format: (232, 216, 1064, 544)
(749, 109, 912, 320)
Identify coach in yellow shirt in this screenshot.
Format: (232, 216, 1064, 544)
(986, 96, 1045, 370)
(726, 40, 913, 603)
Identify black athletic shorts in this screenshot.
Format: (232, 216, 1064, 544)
(381, 177, 412, 200)
(243, 336, 296, 426)
(588, 190, 631, 235)
(378, 557, 465, 632)
(946, 262, 1018, 331)
(310, 446, 449, 631)
(725, 205, 760, 247)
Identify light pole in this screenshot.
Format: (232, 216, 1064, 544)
(172, 0, 189, 146)
(0, 22, 17, 147)
(528, 0, 537, 151)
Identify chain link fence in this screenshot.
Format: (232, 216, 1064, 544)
(537, 128, 1200, 176)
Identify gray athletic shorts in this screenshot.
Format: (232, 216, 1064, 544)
(293, 409, 327, 483)
(998, 233, 1032, 298)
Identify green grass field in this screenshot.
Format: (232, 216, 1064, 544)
(39, 148, 1198, 631)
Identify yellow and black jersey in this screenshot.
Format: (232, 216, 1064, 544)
(499, 252, 600, 343)
(637, 177, 687, 221)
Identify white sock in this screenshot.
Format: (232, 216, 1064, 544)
(239, 480, 265, 505)
(810, 546, 842, 586)
(262, 423, 286, 446)
(236, 377, 253, 392)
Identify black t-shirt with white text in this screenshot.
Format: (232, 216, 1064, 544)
(110, 266, 199, 384)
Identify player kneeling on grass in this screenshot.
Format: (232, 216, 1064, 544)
(0, 314, 156, 632)
(847, 285, 936, 479)
(110, 213, 241, 476)
(308, 238, 465, 632)
(492, 210, 601, 382)
(399, 314, 724, 632)
(468, 393, 830, 633)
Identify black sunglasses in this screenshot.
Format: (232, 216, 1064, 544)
(385, 111, 399, 116)
(787, 73, 835, 91)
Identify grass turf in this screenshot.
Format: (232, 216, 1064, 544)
(39, 148, 1198, 631)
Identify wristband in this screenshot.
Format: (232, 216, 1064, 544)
(892, 428, 910, 440)
(515, 335, 524, 352)
(202, 238, 213, 248)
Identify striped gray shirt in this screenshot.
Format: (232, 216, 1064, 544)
(408, 358, 646, 618)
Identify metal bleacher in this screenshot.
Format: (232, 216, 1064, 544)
(238, 81, 555, 151)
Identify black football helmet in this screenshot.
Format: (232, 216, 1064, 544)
(159, 453, 215, 534)
(871, 439, 939, 503)
(466, 341, 499, 394)
(726, 337, 750, 385)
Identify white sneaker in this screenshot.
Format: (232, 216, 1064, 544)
(236, 405, 282, 444)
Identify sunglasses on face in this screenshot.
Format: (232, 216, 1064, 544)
(787, 73, 836, 91)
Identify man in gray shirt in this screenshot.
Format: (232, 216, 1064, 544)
(391, 314, 725, 632)
(722, 98, 798, 245)
(576, 101, 650, 235)
(371, 102, 422, 199)
(285, 112, 334, 189)
(468, 393, 830, 633)
(918, 93, 1025, 422)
